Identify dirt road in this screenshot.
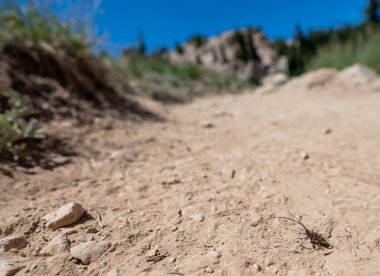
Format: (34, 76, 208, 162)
(1, 79, 380, 275)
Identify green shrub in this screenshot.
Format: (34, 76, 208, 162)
(307, 29, 380, 72)
(0, 0, 94, 55)
(111, 53, 255, 102)
(0, 91, 46, 161)
(188, 34, 208, 48)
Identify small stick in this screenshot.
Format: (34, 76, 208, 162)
(96, 212, 104, 228)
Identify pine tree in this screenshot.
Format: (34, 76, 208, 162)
(365, 0, 380, 24)
(137, 31, 146, 56)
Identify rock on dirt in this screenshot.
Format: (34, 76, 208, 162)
(105, 269, 120, 276)
(0, 256, 26, 276)
(40, 234, 70, 256)
(191, 213, 204, 222)
(220, 168, 235, 179)
(207, 249, 221, 258)
(70, 241, 111, 265)
(85, 227, 98, 234)
(160, 177, 181, 185)
(262, 73, 288, 87)
(0, 236, 27, 252)
(42, 202, 85, 230)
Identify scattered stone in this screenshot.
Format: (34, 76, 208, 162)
(40, 234, 70, 256)
(262, 73, 288, 87)
(86, 227, 99, 234)
(0, 256, 25, 276)
(105, 269, 120, 276)
(42, 202, 85, 230)
(220, 168, 235, 179)
(207, 250, 221, 258)
(181, 206, 197, 218)
(169, 257, 176, 263)
(160, 177, 181, 185)
(191, 214, 204, 222)
(201, 122, 214, 128)
(60, 228, 78, 235)
(324, 128, 332, 135)
(70, 241, 111, 265)
(205, 267, 214, 273)
(265, 259, 274, 267)
(300, 152, 309, 160)
(18, 250, 26, 258)
(252, 263, 262, 272)
(0, 236, 27, 252)
(87, 236, 96, 241)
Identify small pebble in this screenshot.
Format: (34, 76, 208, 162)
(86, 227, 99, 234)
(207, 249, 221, 258)
(191, 214, 204, 222)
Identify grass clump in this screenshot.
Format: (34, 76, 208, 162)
(0, 0, 94, 55)
(307, 29, 380, 72)
(108, 53, 255, 103)
(0, 91, 46, 161)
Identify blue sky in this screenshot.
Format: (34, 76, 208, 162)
(95, 0, 369, 54)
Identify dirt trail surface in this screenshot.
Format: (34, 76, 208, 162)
(2, 80, 380, 275)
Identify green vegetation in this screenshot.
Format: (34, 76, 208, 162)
(307, 28, 380, 72)
(275, 0, 380, 75)
(106, 53, 254, 102)
(0, 1, 92, 55)
(0, 91, 46, 161)
(188, 34, 208, 48)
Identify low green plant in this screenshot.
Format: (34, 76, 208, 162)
(0, 91, 46, 161)
(112, 53, 255, 102)
(0, 0, 94, 55)
(307, 29, 380, 72)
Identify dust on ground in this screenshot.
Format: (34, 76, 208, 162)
(1, 70, 380, 275)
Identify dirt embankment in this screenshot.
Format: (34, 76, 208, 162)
(1, 65, 380, 275)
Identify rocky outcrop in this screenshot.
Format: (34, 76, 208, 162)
(170, 28, 287, 80)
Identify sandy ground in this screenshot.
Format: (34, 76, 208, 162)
(1, 82, 380, 275)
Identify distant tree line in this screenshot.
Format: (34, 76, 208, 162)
(229, 28, 261, 63)
(275, 0, 380, 76)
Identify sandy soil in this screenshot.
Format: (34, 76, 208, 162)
(1, 82, 380, 275)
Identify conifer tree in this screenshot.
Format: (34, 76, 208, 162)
(365, 0, 380, 24)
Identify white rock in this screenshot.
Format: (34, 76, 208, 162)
(207, 249, 221, 258)
(106, 269, 120, 276)
(0, 236, 27, 252)
(0, 256, 25, 276)
(252, 263, 262, 272)
(70, 241, 111, 265)
(220, 168, 235, 179)
(40, 234, 70, 256)
(42, 202, 85, 230)
(191, 214, 204, 222)
(262, 73, 288, 87)
(300, 151, 309, 160)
